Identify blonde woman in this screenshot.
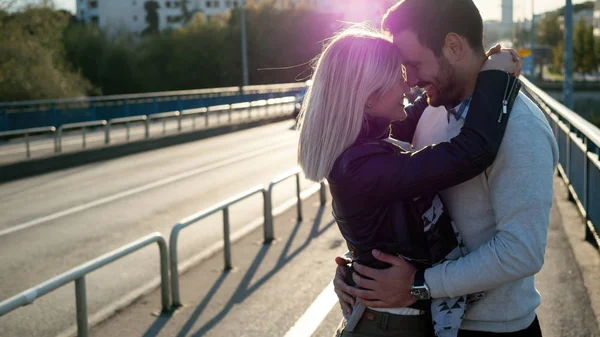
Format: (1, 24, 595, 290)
(297, 27, 520, 337)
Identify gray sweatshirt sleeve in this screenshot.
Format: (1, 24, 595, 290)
(424, 108, 559, 299)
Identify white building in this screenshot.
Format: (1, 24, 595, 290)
(76, 0, 395, 34)
(76, 0, 239, 33)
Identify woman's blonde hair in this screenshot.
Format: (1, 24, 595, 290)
(297, 25, 405, 182)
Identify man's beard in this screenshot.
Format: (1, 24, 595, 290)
(427, 56, 463, 108)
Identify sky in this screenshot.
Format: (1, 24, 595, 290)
(52, 0, 592, 21)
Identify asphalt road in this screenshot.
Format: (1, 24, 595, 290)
(0, 120, 310, 337)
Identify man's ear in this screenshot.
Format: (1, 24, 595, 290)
(443, 33, 465, 62)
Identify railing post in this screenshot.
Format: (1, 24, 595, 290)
(264, 188, 274, 243)
(169, 227, 182, 308)
(82, 127, 87, 149)
(177, 110, 182, 132)
(145, 119, 150, 139)
(75, 276, 89, 337)
(319, 181, 327, 205)
(228, 106, 233, 122)
(126, 121, 131, 141)
(205, 110, 209, 127)
(156, 236, 171, 313)
(223, 207, 233, 270)
(296, 173, 303, 221)
(104, 122, 111, 144)
(25, 133, 31, 159)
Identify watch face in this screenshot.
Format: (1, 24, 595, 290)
(411, 288, 430, 300)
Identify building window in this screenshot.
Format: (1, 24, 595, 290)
(80, 10, 85, 17)
(89, 0, 98, 8)
(233, 1, 238, 7)
(133, 15, 138, 21)
(90, 16, 99, 24)
(132, 0, 136, 5)
(213, 1, 219, 7)
(174, 1, 181, 7)
(166, 1, 171, 7)
(206, 1, 211, 8)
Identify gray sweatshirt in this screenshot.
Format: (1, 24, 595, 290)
(413, 92, 559, 333)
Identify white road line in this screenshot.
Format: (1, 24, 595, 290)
(283, 282, 338, 337)
(0, 140, 295, 238)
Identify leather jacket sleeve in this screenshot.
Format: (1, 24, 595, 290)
(389, 93, 428, 142)
(332, 70, 521, 201)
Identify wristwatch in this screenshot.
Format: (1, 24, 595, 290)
(410, 269, 431, 300)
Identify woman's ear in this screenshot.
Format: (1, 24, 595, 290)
(365, 93, 377, 113)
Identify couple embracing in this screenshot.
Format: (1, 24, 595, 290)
(296, 0, 559, 336)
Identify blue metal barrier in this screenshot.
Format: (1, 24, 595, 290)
(521, 77, 600, 248)
(0, 83, 307, 132)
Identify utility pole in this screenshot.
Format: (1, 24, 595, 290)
(564, 0, 574, 109)
(240, 0, 250, 87)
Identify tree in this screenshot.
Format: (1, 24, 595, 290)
(536, 13, 562, 47)
(573, 18, 597, 74)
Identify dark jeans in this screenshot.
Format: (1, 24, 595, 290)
(458, 316, 542, 337)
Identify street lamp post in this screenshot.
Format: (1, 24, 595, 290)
(564, 0, 574, 109)
(240, 0, 249, 87)
(530, 0, 535, 78)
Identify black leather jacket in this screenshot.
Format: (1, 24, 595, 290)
(328, 71, 521, 292)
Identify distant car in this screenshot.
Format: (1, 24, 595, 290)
(292, 80, 312, 120)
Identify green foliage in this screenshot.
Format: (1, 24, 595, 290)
(0, 7, 95, 101)
(573, 18, 597, 74)
(0, 3, 338, 101)
(536, 13, 562, 47)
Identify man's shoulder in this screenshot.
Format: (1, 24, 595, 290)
(504, 92, 553, 136)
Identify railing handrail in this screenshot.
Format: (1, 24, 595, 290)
(0, 126, 56, 138)
(520, 77, 600, 147)
(58, 120, 108, 132)
(109, 115, 148, 124)
(0, 82, 307, 108)
(169, 185, 267, 307)
(0, 232, 170, 337)
(147, 110, 180, 120)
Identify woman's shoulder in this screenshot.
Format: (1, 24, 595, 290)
(328, 140, 396, 183)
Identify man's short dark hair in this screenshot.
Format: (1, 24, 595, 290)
(382, 0, 485, 56)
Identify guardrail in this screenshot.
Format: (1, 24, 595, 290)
(2, 97, 296, 161)
(521, 77, 600, 247)
(0, 82, 307, 132)
(105, 115, 148, 144)
(55, 120, 108, 153)
(169, 185, 268, 307)
(0, 166, 329, 334)
(0, 126, 56, 159)
(146, 110, 181, 138)
(0, 232, 170, 337)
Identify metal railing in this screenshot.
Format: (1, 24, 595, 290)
(0, 232, 170, 337)
(0, 126, 56, 158)
(1, 97, 296, 161)
(55, 120, 108, 153)
(264, 167, 303, 242)
(105, 115, 148, 144)
(169, 185, 268, 307)
(146, 110, 181, 138)
(521, 77, 600, 247)
(0, 82, 307, 132)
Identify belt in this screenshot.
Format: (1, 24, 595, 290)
(357, 308, 432, 331)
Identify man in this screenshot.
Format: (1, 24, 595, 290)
(333, 0, 559, 336)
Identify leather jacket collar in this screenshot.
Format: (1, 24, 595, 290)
(357, 114, 391, 141)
